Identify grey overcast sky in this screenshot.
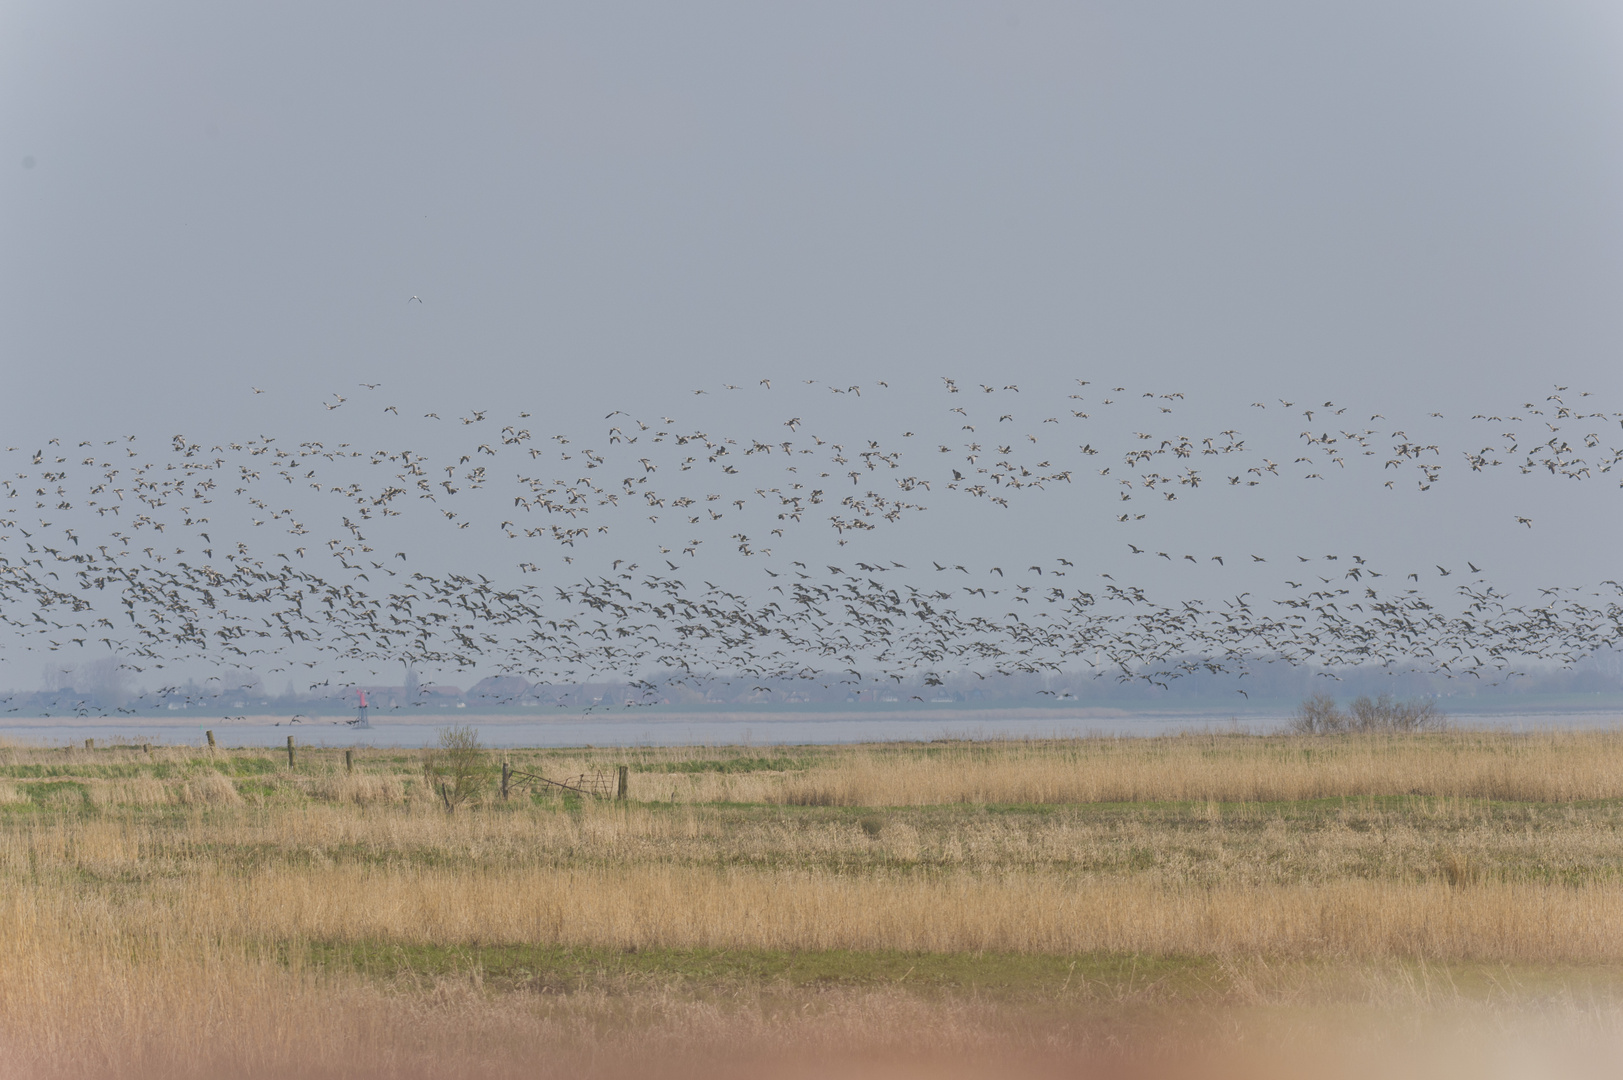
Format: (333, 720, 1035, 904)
(0, 1, 1620, 687)
(4, 2, 1622, 414)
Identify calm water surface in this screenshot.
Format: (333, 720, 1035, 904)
(1, 711, 1617, 749)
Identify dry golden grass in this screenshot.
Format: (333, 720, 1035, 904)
(4, 730, 1623, 1076)
(3, 896, 1623, 1079)
(178, 770, 242, 806)
(312, 771, 407, 804)
(0, 895, 1118, 1080)
(28, 860, 1622, 960)
(505, 731, 1623, 805)
(761, 731, 1623, 805)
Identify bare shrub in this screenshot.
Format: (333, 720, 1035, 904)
(1347, 694, 1446, 733)
(1289, 692, 1346, 734)
(1291, 693, 1445, 734)
(423, 724, 491, 812)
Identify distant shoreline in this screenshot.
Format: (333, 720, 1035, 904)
(2, 706, 1619, 730)
(8, 695, 1620, 728)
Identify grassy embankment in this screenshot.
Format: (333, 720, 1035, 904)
(3, 731, 1623, 1077)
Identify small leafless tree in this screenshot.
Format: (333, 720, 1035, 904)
(1290, 692, 1446, 734)
(1290, 691, 1344, 733)
(423, 724, 490, 811)
(1346, 694, 1445, 732)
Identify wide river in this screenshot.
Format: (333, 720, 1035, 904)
(0, 709, 1617, 749)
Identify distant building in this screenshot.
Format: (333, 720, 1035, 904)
(418, 685, 464, 707)
(467, 675, 531, 703)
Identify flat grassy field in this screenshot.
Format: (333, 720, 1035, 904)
(4, 732, 1623, 1078)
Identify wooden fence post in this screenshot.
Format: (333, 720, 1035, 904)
(345, 749, 354, 774)
(205, 730, 216, 752)
(85, 738, 94, 751)
(616, 764, 628, 801)
(286, 735, 295, 768)
(501, 761, 511, 800)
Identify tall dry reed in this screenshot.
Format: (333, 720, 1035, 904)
(30, 863, 1619, 962)
(5, 732, 1623, 1077)
(761, 732, 1623, 805)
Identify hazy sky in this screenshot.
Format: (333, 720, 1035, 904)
(1, 2, 1620, 689)
(5, 2, 1622, 415)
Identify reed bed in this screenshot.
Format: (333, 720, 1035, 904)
(512, 732, 1623, 805)
(763, 731, 1623, 806)
(13, 862, 1622, 961)
(3, 730, 1623, 1076)
(0, 909, 1099, 1080)
(4, 795, 1621, 888)
(3, 882, 1623, 1079)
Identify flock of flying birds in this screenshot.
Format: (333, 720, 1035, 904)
(0, 376, 1618, 713)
